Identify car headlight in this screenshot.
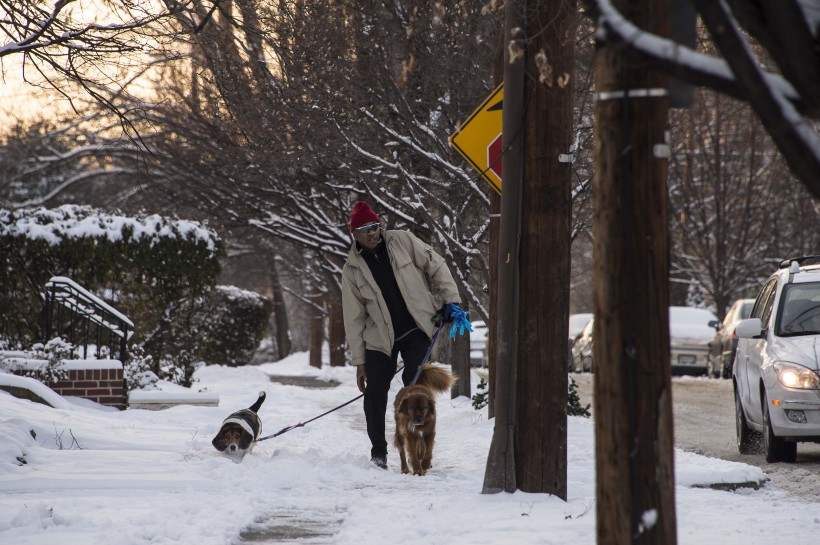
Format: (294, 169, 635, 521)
(773, 362, 820, 389)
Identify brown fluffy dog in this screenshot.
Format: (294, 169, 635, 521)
(393, 364, 456, 475)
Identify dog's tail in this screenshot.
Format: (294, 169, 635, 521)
(249, 391, 266, 413)
(415, 363, 456, 394)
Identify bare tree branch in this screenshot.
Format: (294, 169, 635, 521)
(583, 0, 820, 199)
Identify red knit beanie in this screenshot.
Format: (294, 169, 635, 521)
(349, 201, 381, 232)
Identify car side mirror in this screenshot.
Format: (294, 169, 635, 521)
(708, 319, 720, 330)
(735, 318, 764, 339)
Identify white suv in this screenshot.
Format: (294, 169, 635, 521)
(734, 256, 820, 463)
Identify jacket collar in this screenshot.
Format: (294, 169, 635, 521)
(350, 230, 393, 261)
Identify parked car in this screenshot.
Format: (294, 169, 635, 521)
(669, 306, 720, 376)
(470, 320, 489, 367)
(569, 313, 594, 341)
(570, 317, 595, 373)
(707, 298, 755, 379)
(568, 313, 593, 369)
(734, 256, 820, 463)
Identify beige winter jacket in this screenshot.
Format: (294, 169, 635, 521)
(341, 229, 461, 366)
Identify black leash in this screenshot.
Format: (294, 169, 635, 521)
(256, 393, 363, 442)
(409, 324, 444, 385)
(255, 324, 445, 443)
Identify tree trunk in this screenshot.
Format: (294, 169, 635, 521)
(452, 323, 471, 399)
(488, 189, 500, 419)
(593, 0, 677, 543)
(487, 25, 505, 421)
(483, 0, 526, 495)
(328, 290, 346, 366)
(513, 0, 575, 499)
(270, 260, 291, 359)
(309, 292, 324, 369)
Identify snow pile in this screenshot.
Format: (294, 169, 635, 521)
(1, 354, 817, 545)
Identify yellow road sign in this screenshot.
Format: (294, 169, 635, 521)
(449, 83, 503, 194)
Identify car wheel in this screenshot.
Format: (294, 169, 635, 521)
(721, 355, 733, 379)
(762, 391, 795, 463)
(782, 440, 797, 463)
(735, 387, 761, 455)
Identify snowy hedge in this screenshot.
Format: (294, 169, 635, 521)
(0, 205, 223, 373)
(197, 286, 273, 367)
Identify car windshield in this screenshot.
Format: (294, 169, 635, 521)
(777, 283, 820, 336)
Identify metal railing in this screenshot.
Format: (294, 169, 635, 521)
(43, 276, 134, 362)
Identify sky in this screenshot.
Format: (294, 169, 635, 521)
(2, 353, 820, 545)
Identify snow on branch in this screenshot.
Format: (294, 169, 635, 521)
(583, 0, 804, 113)
(584, 0, 820, 199)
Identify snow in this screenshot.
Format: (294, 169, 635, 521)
(0, 205, 219, 253)
(569, 313, 593, 338)
(0, 356, 122, 374)
(669, 306, 719, 343)
(47, 276, 134, 328)
(2, 352, 819, 545)
(590, 0, 801, 103)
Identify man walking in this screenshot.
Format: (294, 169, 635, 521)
(341, 201, 463, 469)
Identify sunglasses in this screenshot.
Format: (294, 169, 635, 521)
(354, 223, 381, 234)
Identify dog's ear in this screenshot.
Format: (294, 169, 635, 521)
(212, 429, 228, 452)
(238, 431, 254, 450)
(399, 398, 408, 414)
(428, 401, 435, 414)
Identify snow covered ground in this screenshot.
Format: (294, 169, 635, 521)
(2, 352, 819, 545)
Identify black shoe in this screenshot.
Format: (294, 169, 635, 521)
(370, 455, 387, 469)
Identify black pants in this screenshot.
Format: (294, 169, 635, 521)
(363, 329, 431, 458)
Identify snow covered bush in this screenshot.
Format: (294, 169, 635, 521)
(0, 205, 222, 370)
(472, 375, 591, 417)
(123, 344, 158, 391)
(158, 350, 201, 388)
(568, 376, 591, 418)
(195, 286, 272, 367)
(27, 338, 73, 384)
(471, 378, 489, 410)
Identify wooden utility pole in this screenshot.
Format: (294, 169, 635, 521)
(592, 0, 677, 542)
(486, 24, 505, 420)
(483, 0, 525, 494)
(487, 191, 500, 419)
(514, 0, 575, 498)
(483, 0, 575, 497)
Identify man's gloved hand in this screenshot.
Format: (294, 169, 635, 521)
(432, 303, 460, 326)
(432, 303, 473, 339)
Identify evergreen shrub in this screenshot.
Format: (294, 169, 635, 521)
(0, 205, 223, 382)
(196, 286, 273, 367)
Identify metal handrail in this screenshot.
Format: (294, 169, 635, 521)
(43, 277, 133, 362)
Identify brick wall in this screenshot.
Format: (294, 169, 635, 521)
(49, 367, 126, 410)
(7, 360, 126, 410)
